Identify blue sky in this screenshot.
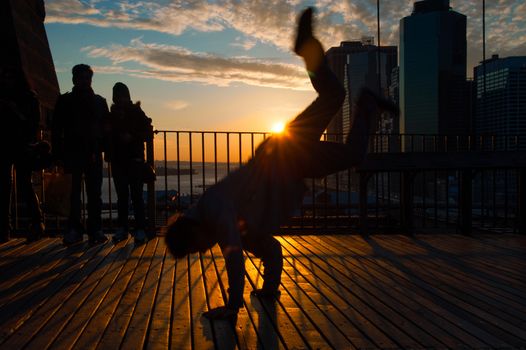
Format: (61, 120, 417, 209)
(44, 0, 526, 132)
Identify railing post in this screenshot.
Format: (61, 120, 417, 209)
(359, 172, 370, 235)
(460, 169, 473, 235)
(519, 168, 526, 234)
(146, 132, 156, 235)
(401, 171, 414, 235)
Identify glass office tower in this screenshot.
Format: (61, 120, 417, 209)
(400, 0, 468, 143)
(326, 40, 397, 142)
(474, 55, 526, 149)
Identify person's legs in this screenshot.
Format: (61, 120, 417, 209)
(129, 161, 146, 244)
(112, 163, 130, 231)
(129, 161, 146, 231)
(15, 161, 44, 240)
(242, 234, 283, 294)
(85, 155, 103, 237)
(63, 166, 84, 244)
(0, 160, 13, 241)
(68, 167, 83, 231)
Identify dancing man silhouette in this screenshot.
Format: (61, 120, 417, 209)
(165, 7, 397, 320)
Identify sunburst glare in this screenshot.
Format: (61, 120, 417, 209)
(270, 121, 286, 134)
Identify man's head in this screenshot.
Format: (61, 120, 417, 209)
(164, 213, 215, 258)
(72, 64, 93, 90)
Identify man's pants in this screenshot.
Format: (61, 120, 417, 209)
(249, 57, 373, 291)
(242, 234, 282, 292)
(285, 60, 371, 178)
(111, 160, 145, 231)
(68, 155, 103, 234)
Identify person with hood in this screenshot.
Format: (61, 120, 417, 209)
(106, 82, 153, 245)
(164, 8, 397, 320)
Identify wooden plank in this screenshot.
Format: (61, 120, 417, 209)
(242, 248, 308, 350)
(188, 252, 215, 349)
(277, 240, 376, 349)
(2, 241, 115, 349)
(0, 240, 89, 330)
(146, 239, 175, 350)
(0, 238, 25, 255)
(368, 236, 526, 346)
(290, 235, 488, 349)
(120, 239, 165, 349)
(73, 239, 147, 349)
(170, 254, 191, 350)
(200, 248, 238, 349)
(43, 239, 134, 349)
(260, 251, 356, 349)
(0, 238, 64, 307)
(323, 235, 516, 348)
(210, 245, 266, 350)
(0, 238, 61, 291)
(22, 240, 121, 349)
(390, 234, 526, 281)
(413, 235, 526, 284)
(96, 238, 158, 349)
(0, 241, 106, 343)
(280, 236, 424, 349)
(376, 235, 526, 320)
(478, 234, 526, 255)
(0, 238, 49, 266)
(244, 250, 329, 349)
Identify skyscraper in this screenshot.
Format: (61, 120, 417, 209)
(474, 55, 526, 149)
(326, 40, 397, 142)
(400, 0, 468, 141)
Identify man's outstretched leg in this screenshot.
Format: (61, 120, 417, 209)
(290, 88, 398, 178)
(286, 7, 346, 142)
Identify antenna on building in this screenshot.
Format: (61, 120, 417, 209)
(377, 0, 382, 96)
(482, 0, 486, 137)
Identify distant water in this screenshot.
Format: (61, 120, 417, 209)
(101, 162, 236, 202)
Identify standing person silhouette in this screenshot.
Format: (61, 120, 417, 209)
(0, 65, 45, 243)
(106, 82, 153, 245)
(52, 64, 109, 246)
(165, 8, 397, 320)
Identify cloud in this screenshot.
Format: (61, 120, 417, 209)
(82, 38, 311, 89)
(47, 0, 526, 74)
(230, 36, 257, 50)
(166, 100, 189, 111)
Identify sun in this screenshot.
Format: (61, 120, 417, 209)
(270, 121, 286, 134)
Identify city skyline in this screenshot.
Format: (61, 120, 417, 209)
(44, 0, 526, 133)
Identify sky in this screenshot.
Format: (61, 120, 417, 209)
(44, 0, 526, 134)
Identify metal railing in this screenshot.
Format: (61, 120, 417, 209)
(8, 132, 526, 235)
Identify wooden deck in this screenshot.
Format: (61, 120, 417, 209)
(0, 234, 525, 349)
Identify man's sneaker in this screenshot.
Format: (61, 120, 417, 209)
(89, 231, 108, 245)
(134, 229, 146, 245)
(250, 288, 281, 299)
(294, 7, 314, 55)
(63, 228, 83, 246)
(112, 228, 129, 244)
